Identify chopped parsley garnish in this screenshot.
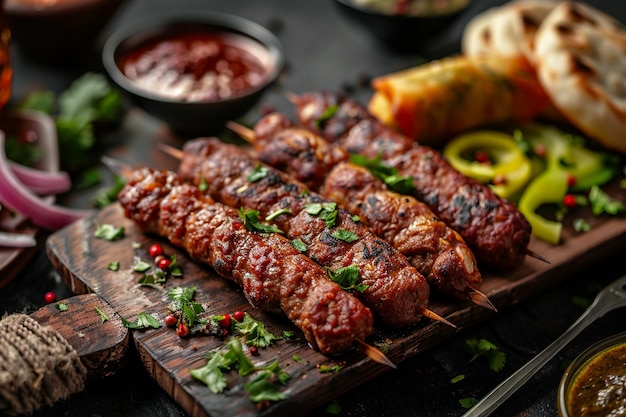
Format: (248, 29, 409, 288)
(588, 185, 625, 215)
(290, 238, 307, 252)
(450, 374, 465, 384)
(327, 265, 368, 293)
(132, 259, 151, 272)
(107, 261, 120, 271)
(168, 286, 205, 328)
(190, 338, 290, 403)
(168, 254, 183, 277)
(573, 218, 590, 233)
(94, 306, 109, 322)
(94, 223, 125, 241)
(18, 72, 123, 172)
(326, 400, 342, 415)
(459, 397, 478, 409)
(247, 163, 270, 182)
(198, 173, 208, 192)
(304, 202, 338, 228)
(314, 104, 338, 128)
(465, 338, 506, 372)
(55, 303, 68, 312)
(318, 364, 344, 374)
(234, 312, 281, 348)
(239, 208, 283, 234)
(122, 312, 160, 330)
(330, 229, 359, 242)
(265, 208, 292, 221)
(349, 153, 415, 194)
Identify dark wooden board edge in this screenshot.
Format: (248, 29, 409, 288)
(45, 201, 626, 417)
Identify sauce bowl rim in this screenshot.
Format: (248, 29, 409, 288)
(101, 10, 285, 106)
(558, 331, 626, 417)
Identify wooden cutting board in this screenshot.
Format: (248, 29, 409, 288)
(45, 187, 626, 417)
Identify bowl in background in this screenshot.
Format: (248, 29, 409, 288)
(333, 0, 470, 52)
(558, 332, 626, 417)
(101, 11, 284, 138)
(5, 0, 126, 65)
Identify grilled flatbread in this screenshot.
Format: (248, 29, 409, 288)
(462, 0, 557, 64)
(534, 1, 626, 153)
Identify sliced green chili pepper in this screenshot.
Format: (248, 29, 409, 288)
(518, 169, 569, 245)
(444, 130, 532, 199)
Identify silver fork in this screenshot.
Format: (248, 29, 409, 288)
(461, 273, 626, 417)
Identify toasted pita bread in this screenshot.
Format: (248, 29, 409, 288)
(462, 0, 558, 64)
(534, 1, 626, 154)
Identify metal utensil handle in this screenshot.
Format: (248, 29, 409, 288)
(461, 274, 626, 417)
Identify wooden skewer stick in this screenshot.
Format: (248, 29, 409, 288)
(354, 338, 397, 369)
(469, 287, 498, 312)
(525, 248, 550, 264)
(227, 120, 255, 142)
(419, 308, 456, 329)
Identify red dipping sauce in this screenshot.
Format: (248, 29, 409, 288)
(118, 32, 272, 102)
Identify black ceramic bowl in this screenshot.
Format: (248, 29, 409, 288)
(102, 11, 284, 137)
(6, 0, 126, 64)
(333, 0, 470, 51)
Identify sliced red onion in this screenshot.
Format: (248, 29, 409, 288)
(0, 231, 37, 247)
(9, 161, 71, 195)
(0, 133, 92, 230)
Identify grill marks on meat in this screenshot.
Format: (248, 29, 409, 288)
(293, 91, 532, 270)
(177, 138, 430, 327)
(324, 163, 481, 300)
(250, 113, 482, 301)
(117, 168, 374, 354)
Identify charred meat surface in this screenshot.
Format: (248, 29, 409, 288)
(250, 112, 483, 301)
(117, 167, 374, 354)
(292, 91, 532, 270)
(177, 138, 431, 327)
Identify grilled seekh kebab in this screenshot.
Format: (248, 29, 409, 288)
(228, 114, 491, 310)
(117, 167, 374, 356)
(291, 91, 534, 271)
(173, 138, 452, 328)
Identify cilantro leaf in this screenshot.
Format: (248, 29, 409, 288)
(330, 229, 359, 242)
(247, 164, 270, 182)
(327, 265, 367, 293)
(315, 104, 338, 128)
(588, 186, 625, 216)
(459, 397, 478, 409)
(234, 313, 280, 348)
(94, 223, 125, 241)
(93, 175, 126, 208)
(290, 238, 307, 252)
(349, 153, 415, 194)
(239, 208, 283, 234)
(190, 349, 233, 393)
(122, 312, 160, 330)
(465, 338, 506, 372)
(304, 202, 338, 228)
(94, 306, 109, 322)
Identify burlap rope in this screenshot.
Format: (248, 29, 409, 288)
(0, 314, 87, 416)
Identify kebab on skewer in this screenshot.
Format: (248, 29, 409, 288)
(117, 167, 376, 356)
(291, 91, 537, 271)
(168, 138, 453, 329)
(226, 113, 492, 310)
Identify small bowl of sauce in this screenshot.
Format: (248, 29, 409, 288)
(333, 0, 471, 52)
(102, 11, 284, 136)
(558, 332, 626, 417)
